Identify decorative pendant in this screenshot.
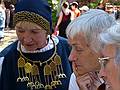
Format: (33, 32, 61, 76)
(17, 39, 67, 89)
(54, 54, 67, 79)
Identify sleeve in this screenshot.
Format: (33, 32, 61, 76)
(69, 73, 80, 90)
(0, 57, 4, 77)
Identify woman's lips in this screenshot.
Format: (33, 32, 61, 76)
(24, 43, 34, 46)
(74, 62, 82, 67)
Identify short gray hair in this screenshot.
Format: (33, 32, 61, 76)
(66, 9, 116, 52)
(100, 24, 120, 66)
(100, 24, 120, 45)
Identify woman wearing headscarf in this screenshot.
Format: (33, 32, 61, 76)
(0, 0, 72, 90)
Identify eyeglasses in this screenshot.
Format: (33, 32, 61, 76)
(98, 57, 114, 69)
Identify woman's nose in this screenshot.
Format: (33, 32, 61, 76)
(23, 32, 32, 42)
(99, 68, 106, 78)
(69, 49, 77, 61)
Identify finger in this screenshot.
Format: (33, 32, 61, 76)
(77, 73, 92, 81)
(77, 79, 92, 90)
(77, 74, 93, 85)
(80, 85, 89, 90)
(88, 72, 100, 82)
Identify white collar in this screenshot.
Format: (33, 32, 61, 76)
(17, 35, 59, 53)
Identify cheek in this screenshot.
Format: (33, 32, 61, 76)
(81, 51, 100, 71)
(82, 49, 98, 63)
(33, 37, 43, 44)
(105, 61, 117, 78)
(35, 35, 47, 45)
(33, 35, 47, 42)
(32, 33, 46, 42)
(16, 31, 27, 40)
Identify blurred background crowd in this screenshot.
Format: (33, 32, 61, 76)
(0, 0, 120, 42)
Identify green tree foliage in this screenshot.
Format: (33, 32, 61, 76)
(109, 0, 120, 5)
(48, 0, 59, 29)
(48, 0, 120, 30)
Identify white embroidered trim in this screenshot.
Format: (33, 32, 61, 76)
(17, 35, 59, 53)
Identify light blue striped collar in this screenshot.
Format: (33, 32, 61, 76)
(17, 35, 59, 53)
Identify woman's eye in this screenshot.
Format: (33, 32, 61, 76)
(77, 49, 83, 52)
(99, 57, 110, 68)
(76, 47, 84, 53)
(31, 30, 40, 33)
(104, 59, 110, 66)
(31, 31, 38, 33)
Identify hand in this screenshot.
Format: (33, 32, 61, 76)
(76, 73, 94, 90)
(76, 72, 102, 90)
(53, 26, 59, 36)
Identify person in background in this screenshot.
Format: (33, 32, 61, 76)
(9, 4, 15, 29)
(4, 1, 10, 29)
(54, 1, 72, 38)
(0, 1, 6, 42)
(112, 6, 120, 20)
(70, 1, 80, 20)
(0, 0, 72, 90)
(96, 2, 105, 11)
(66, 9, 116, 90)
(79, 5, 89, 15)
(99, 24, 120, 90)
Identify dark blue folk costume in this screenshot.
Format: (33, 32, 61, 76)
(0, 0, 72, 90)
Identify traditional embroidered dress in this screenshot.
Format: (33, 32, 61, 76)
(0, 36, 72, 90)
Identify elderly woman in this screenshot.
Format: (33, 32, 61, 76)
(0, 0, 72, 90)
(99, 24, 120, 90)
(66, 9, 116, 90)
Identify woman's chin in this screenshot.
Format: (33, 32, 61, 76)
(25, 47, 37, 51)
(23, 45, 36, 51)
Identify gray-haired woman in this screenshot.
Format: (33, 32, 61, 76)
(99, 23, 120, 90)
(66, 9, 116, 90)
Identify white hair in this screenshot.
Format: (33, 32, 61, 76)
(100, 24, 120, 45)
(100, 24, 120, 67)
(66, 9, 116, 52)
(80, 6, 89, 11)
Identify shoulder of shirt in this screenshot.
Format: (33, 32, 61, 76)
(0, 41, 18, 57)
(57, 36, 68, 43)
(69, 73, 80, 90)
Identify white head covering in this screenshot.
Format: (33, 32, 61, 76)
(79, 6, 89, 11)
